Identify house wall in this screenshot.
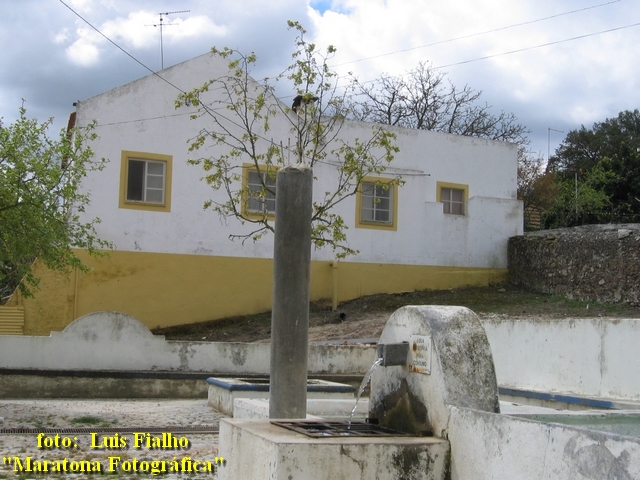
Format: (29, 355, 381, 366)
(9, 52, 521, 332)
(13, 251, 504, 334)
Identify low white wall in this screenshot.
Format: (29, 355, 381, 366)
(0, 312, 375, 376)
(448, 406, 640, 480)
(482, 318, 640, 400)
(3, 311, 639, 403)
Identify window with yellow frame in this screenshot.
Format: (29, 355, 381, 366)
(437, 181, 468, 215)
(242, 163, 278, 219)
(119, 151, 172, 212)
(355, 177, 398, 230)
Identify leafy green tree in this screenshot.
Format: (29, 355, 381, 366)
(542, 163, 617, 228)
(175, 22, 400, 257)
(597, 151, 640, 222)
(0, 104, 110, 301)
(548, 109, 640, 174)
(546, 109, 640, 225)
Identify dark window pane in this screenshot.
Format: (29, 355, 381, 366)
(362, 183, 375, 196)
(377, 197, 390, 211)
(247, 169, 276, 213)
(127, 160, 145, 201)
(360, 181, 392, 224)
(375, 210, 390, 222)
(441, 187, 464, 215)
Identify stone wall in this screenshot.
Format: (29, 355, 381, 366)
(508, 224, 640, 304)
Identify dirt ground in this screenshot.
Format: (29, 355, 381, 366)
(152, 284, 640, 343)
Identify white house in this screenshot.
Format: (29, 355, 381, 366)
(8, 52, 522, 335)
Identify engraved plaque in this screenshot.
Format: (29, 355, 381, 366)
(408, 335, 432, 375)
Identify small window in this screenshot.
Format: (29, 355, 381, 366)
(243, 164, 277, 218)
(441, 187, 464, 215)
(126, 159, 165, 204)
(119, 151, 172, 212)
(361, 182, 392, 223)
(437, 182, 468, 216)
(356, 177, 398, 230)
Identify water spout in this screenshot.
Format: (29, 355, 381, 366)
(348, 357, 384, 429)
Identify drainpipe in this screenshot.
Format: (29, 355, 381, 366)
(73, 266, 79, 321)
(330, 261, 339, 311)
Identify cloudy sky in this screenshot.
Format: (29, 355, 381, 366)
(1, 0, 638, 160)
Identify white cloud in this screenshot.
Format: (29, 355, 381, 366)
(2, 0, 637, 160)
(165, 16, 229, 41)
(307, 0, 639, 156)
(54, 28, 70, 44)
(66, 0, 95, 14)
(101, 11, 158, 49)
(66, 37, 101, 66)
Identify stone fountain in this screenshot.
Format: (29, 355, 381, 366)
(218, 304, 499, 480)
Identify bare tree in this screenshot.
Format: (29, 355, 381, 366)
(348, 62, 528, 144)
(517, 147, 557, 230)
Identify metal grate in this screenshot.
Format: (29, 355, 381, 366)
(0, 426, 218, 435)
(271, 420, 412, 438)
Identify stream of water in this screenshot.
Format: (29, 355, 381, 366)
(348, 357, 384, 429)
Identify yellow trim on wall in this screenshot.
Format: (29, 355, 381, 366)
(241, 163, 279, 220)
(436, 181, 469, 203)
(355, 176, 399, 231)
(119, 150, 173, 212)
(16, 250, 507, 335)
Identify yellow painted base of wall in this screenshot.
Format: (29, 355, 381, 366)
(8, 250, 507, 335)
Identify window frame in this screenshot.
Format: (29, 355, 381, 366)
(355, 177, 398, 231)
(119, 151, 172, 212)
(242, 163, 278, 220)
(437, 181, 469, 216)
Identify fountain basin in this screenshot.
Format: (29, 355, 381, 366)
(207, 377, 355, 416)
(517, 412, 640, 438)
(218, 418, 449, 480)
(233, 398, 369, 420)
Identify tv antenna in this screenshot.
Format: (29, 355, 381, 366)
(147, 10, 190, 70)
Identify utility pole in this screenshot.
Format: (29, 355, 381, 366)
(147, 10, 190, 70)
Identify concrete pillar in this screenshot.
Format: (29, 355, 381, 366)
(269, 165, 313, 419)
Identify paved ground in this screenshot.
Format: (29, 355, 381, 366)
(0, 399, 225, 479)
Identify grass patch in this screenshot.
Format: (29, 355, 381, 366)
(70, 416, 104, 425)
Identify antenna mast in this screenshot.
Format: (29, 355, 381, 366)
(149, 10, 190, 70)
